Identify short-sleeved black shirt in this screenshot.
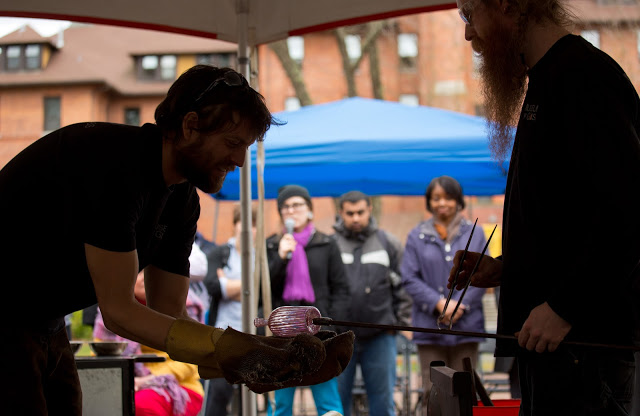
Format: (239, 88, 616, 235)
(497, 35, 640, 354)
(0, 122, 200, 322)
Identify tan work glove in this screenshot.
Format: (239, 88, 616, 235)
(245, 330, 355, 393)
(165, 319, 326, 384)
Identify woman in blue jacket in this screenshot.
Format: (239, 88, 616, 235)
(401, 176, 488, 407)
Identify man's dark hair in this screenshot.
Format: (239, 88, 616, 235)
(425, 176, 466, 212)
(155, 65, 280, 142)
(481, 0, 575, 27)
(339, 190, 370, 209)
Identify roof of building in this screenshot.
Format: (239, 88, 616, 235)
(0, 23, 237, 95)
(575, 0, 640, 24)
(0, 24, 57, 46)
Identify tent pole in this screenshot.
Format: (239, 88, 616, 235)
(212, 198, 220, 242)
(237, 2, 257, 416)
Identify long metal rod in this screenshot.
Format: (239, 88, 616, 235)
(438, 218, 477, 326)
(313, 317, 640, 351)
(448, 223, 497, 330)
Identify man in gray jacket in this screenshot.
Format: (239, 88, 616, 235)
(333, 190, 412, 416)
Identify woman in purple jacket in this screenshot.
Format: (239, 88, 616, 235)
(401, 176, 488, 407)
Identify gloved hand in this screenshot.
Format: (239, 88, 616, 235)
(212, 327, 327, 384)
(165, 319, 327, 384)
(245, 330, 355, 393)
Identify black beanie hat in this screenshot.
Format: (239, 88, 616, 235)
(277, 185, 312, 211)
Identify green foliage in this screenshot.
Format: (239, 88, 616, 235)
(70, 310, 93, 340)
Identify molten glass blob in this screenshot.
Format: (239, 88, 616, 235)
(254, 306, 322, 337)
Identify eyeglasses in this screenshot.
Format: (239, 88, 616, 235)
(458, 0, 478, 25)
(280, 202, 307, 213)
(194, 71, 247, 104)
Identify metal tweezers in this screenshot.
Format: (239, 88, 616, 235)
(437, 220, 497, 330)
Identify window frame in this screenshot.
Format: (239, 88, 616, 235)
(43, 96, 61, 132)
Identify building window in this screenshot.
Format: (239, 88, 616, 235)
(287, 36, 304, 64)
(399, 94, 419, 106)
(284, 97, 301, 111)
(160, 55, 176, 80)
(197, 53, 234, 67)
(6, 45, 21, 70)
(138, 55, 177, 81)
(581, 30, 600, 49)
(140, 55, 158, 79)
(398, 33, 418, 71)
(345, 35, 362, 63)
(25, 44, 41, 69)
(124, 108, 140, 126)
(44, 97, 61, 132)
(1, 44, 42, 71)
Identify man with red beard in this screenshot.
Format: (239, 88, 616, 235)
(0, 65, 353, 415)
(448, 1, 640, 414)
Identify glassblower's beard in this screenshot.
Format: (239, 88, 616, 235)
(191, 171, 225, 194)
(476, 20, 528, 162)
(174, 147, 226, 194)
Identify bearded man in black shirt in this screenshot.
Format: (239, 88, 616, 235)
(0, 65, 353, 415)
(448, 1, 640, 414)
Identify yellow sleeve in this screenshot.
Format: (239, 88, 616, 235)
(140, 345, 204, 396)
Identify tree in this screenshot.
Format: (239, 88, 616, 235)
(268, 20, 389, 106)
(333, 21, 387, 98)
(268, 40, 313, 106)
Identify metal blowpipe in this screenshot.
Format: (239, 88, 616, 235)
(313, 317, 640, 352)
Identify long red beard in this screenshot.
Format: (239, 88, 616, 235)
(477, 19, 528, 161)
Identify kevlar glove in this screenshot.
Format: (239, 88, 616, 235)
(165, 319, 326, 383)
(245, 330, 355, 393)
(213, 327, 326, 384)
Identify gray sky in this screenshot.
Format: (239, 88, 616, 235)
(0, 17, 71, 38)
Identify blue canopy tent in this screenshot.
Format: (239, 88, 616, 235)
(215, 97, 509, 200)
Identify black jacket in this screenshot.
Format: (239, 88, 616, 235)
(332, 219, 412, 339)
(266, 230, 351, 326)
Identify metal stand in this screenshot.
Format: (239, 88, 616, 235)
(428, 361, 473, 416)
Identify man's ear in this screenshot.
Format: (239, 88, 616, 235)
(181, 111, 199, 142)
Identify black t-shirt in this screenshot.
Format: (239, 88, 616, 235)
(0, 122, 200, 322)
(497, 35, 640, 354)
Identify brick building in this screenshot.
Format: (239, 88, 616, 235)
(0, 1, 638, 245)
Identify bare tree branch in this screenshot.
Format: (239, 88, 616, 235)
(334, 22, 387, 98)
(334, 27, 357, 97)
(269, 40, 313, 106)
(369, 41, 383, 99)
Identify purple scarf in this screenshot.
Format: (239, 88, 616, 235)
(282, 222, 316, 303)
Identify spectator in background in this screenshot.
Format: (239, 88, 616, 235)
(332, 190, 412, 416)
(266, 184, 352, 416)
(195, 231, 217, 259)
(195, 231, 218, 325)
(205, 203, 257, 416)
(401, 176, 487, 411)
(188, 241, 210, 322)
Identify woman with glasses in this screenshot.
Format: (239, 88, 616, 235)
(266, 184, 351, 416)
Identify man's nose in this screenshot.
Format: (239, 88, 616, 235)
(464, 24, 474, 41)
(232, 147, 247, 167)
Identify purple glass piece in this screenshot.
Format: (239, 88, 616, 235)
(254, 306, 322, 337)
